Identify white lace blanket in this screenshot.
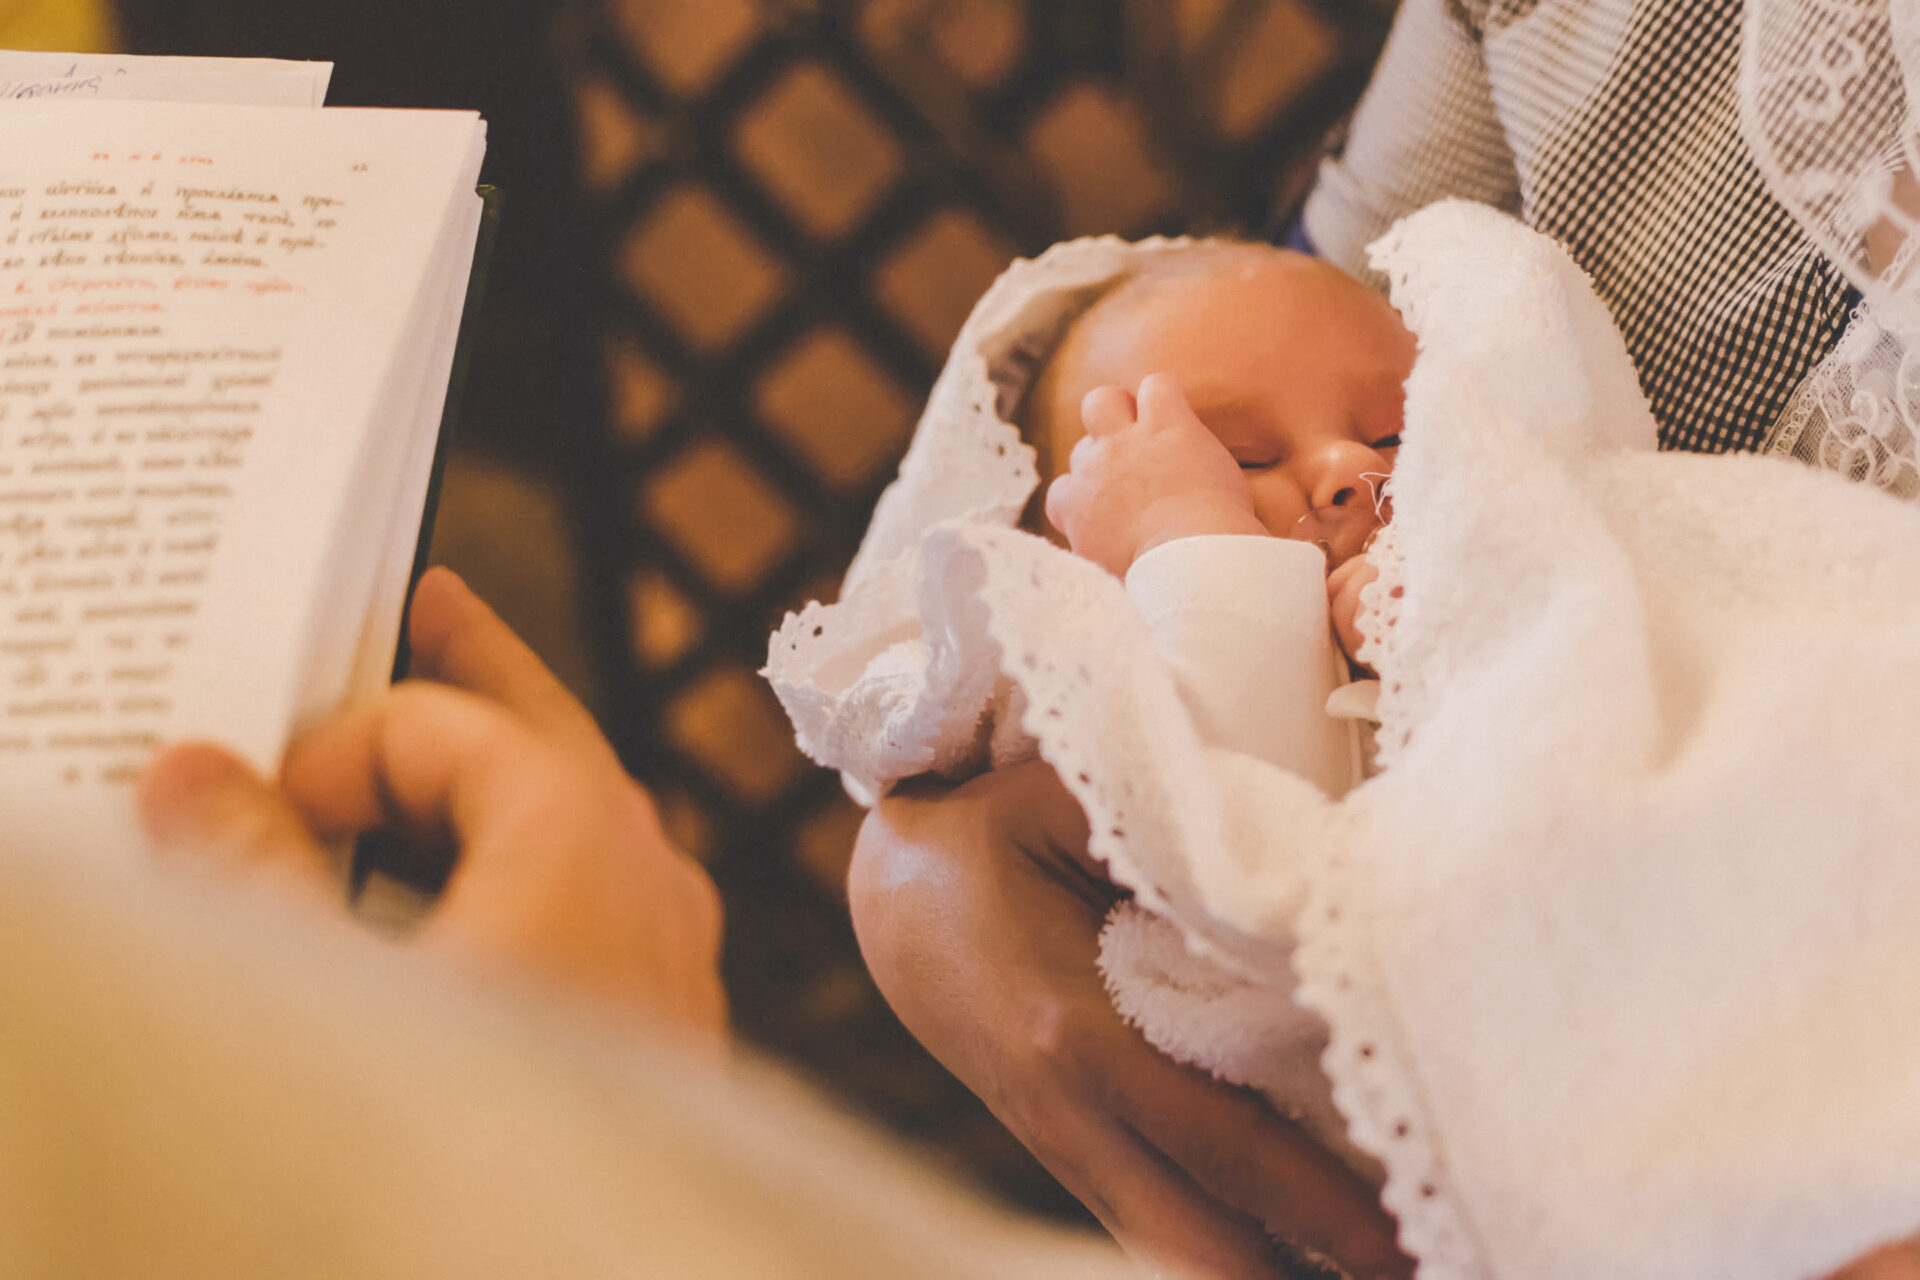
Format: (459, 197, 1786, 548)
(764, 201, 1920, 1279)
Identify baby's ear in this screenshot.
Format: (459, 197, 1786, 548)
(1370, 200, 1658, 455)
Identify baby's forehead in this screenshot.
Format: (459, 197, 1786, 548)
(1097, 244, 1323, 317)
(1014, 242, 1349, 447)
(1052, 248, 1333, 379)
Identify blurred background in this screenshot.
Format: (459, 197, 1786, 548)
(7, 0, 1393, 1220)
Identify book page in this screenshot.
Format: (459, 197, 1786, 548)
(0, 100, 483, 861)
(0, 52, 331, 108)
(331, 152, 486, 716)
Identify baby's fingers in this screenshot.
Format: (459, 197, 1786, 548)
(1135, 372, 1204, 435)
(1080, 385, 1137, 438)
(1043, 471, 1080, 539)
(1328, 553, 1383, 665)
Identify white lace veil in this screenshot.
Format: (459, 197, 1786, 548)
(1746, 0, 1920, 495)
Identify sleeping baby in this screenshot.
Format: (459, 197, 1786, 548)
(765, 201, 1920, 1280)
(1026, 238, 1405, 685)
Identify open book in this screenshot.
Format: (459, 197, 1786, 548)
(0, 53, 488, 860)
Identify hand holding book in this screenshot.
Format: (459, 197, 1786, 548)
(139, 566, 728, 1040)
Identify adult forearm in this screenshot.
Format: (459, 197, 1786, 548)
(847, 766, 1411, 1280)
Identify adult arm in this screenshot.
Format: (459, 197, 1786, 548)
(849, 762, 1411, 1280)
(1298, 0, 1520, 284)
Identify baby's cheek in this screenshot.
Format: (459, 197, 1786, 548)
(1246, 473, 1310, 539)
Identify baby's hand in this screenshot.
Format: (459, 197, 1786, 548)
(1044, 372, 1267, 576)
(1327, 551, 1381, 668)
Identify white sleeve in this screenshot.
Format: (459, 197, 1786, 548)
(1106, 536, 1377, 1183)
(1124, 535, 1361, 797)
(1300, 0, 1521, 288)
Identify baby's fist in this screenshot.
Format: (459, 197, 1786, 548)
(1045, 373, 1265, 576)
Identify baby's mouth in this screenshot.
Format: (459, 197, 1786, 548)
(1288, 503, 1382, 569)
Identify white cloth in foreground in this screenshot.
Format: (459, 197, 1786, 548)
(0, 842, 1130, 1280)
(766, 199, 1920, 1279)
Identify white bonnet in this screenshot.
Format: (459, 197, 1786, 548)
(844, 234, 1201, 591)
(767, 233, 1202, 802)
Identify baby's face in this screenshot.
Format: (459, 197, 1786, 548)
(1033, 246, 1416, 553)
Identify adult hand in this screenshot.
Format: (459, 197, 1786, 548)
(849, 760, 1411, 1280)
(139, 566, 726, 1041)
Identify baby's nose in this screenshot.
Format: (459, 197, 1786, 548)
(1289, 440, 1392, 568)
(1301, 439, 1392, 513)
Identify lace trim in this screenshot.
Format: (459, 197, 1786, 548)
(1764, 302, 1920, 498)
(1741, 0, 1920, 497)
(892, 521, 1494, 1269)
(1353, 521, 1416, 772)
(1291, 853, 1491, 1279)
(956, 528, 1299, 972)
(1281, 514, 1490, 1278)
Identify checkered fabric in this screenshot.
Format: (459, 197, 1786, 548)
(1303, 0, 1857, 455)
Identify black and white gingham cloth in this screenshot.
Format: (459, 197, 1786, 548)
(1301, 0, 1857, 454)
